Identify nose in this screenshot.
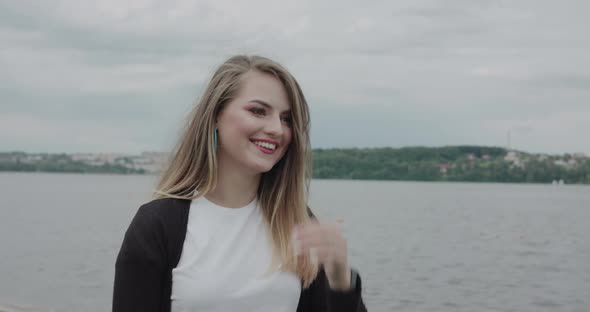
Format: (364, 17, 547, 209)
(263, 114, 284, 137)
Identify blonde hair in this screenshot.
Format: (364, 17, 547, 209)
(154, 55, 318, 287)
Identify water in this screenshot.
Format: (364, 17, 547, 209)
(0, 172, 588, 312)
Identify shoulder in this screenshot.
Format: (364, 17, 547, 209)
(136, 197, 190, 220)
(127, 197, 190, 237)
(123, 197, 190, 246)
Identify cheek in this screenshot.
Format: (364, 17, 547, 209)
(282, 129, 293, 149)
(223, 113, 256, 136)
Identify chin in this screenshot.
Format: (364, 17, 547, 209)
(249, 159, 279, 174)
(246, 161, 275, 174)
(255, 164, 276, 174)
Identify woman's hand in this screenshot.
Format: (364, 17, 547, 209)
(293, 218, 352, 290)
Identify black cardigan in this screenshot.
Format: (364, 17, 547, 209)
(113, 197, 367, 311)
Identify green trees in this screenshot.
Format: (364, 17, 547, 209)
(311, 146, 590, 184)
(2, 148, 588, 183)
(0, 152, 145, 174)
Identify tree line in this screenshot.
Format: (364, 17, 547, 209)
(312, 146, 590, 184)
(2, 146, 589, 184)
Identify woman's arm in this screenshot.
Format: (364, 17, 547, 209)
(113, 205, 167, 312)
(297, 267, 367, 312)
(326, 268, 367, 311)
(299, 207, 368, 311)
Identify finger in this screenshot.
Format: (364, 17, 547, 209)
(292, 225, 329, 255)
(294, 220, 322, 235)
(300, 236, 333, 251)
(300, 236, 343, 253)
(314, 244, 349, 268)
(296, 222, 341, 240)
(299, 226, 343, 245)
(309, 247, 318, 266)
(299, 234, 347, 258)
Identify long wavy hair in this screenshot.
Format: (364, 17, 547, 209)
(154, 55, 318, 287)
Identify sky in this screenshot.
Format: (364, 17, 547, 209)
(1, 0, 589, 155)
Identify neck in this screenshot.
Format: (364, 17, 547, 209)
(205, 157, 261, 209)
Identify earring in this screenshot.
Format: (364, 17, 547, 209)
(214, 128, 218, 151)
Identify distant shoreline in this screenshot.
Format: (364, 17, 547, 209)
(2, 146, 589, 184)
(1, 171, 588, 186)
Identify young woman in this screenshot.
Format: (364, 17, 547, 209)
(113, 55, 367, 311)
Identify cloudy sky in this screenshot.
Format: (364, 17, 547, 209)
(1, 0, 588, 155)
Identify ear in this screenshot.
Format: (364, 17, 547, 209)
(214, 109, 222, 124)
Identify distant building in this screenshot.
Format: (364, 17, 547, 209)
(504, 151, 524, 168)
(71, 153, 95, 162)
(71, 151, 169, 173)
(554, 159, 577, 169)
(126, 152, 170, 173)
(20, 154, 43, 164)
(0, 154, 18, 162)
(438, 163, 453, 174)
(504, 151, 518, 162)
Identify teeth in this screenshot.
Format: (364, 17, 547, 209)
(253, 141, 276, 150)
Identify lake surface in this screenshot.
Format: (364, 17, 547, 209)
(0, 172, 588, 312)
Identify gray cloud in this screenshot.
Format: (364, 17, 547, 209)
(0, 0, 589, 155)
(528, 73, 590, 91)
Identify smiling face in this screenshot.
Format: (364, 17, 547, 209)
(215, 70, 293, 175)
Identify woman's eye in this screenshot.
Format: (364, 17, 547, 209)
(251, 108, 265, 115)
(281, 116, 293, 125)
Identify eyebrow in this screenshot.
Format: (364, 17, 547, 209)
(249, 99, 291, 114)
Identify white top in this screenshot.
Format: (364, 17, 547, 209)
(171, 196, 301, 312)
